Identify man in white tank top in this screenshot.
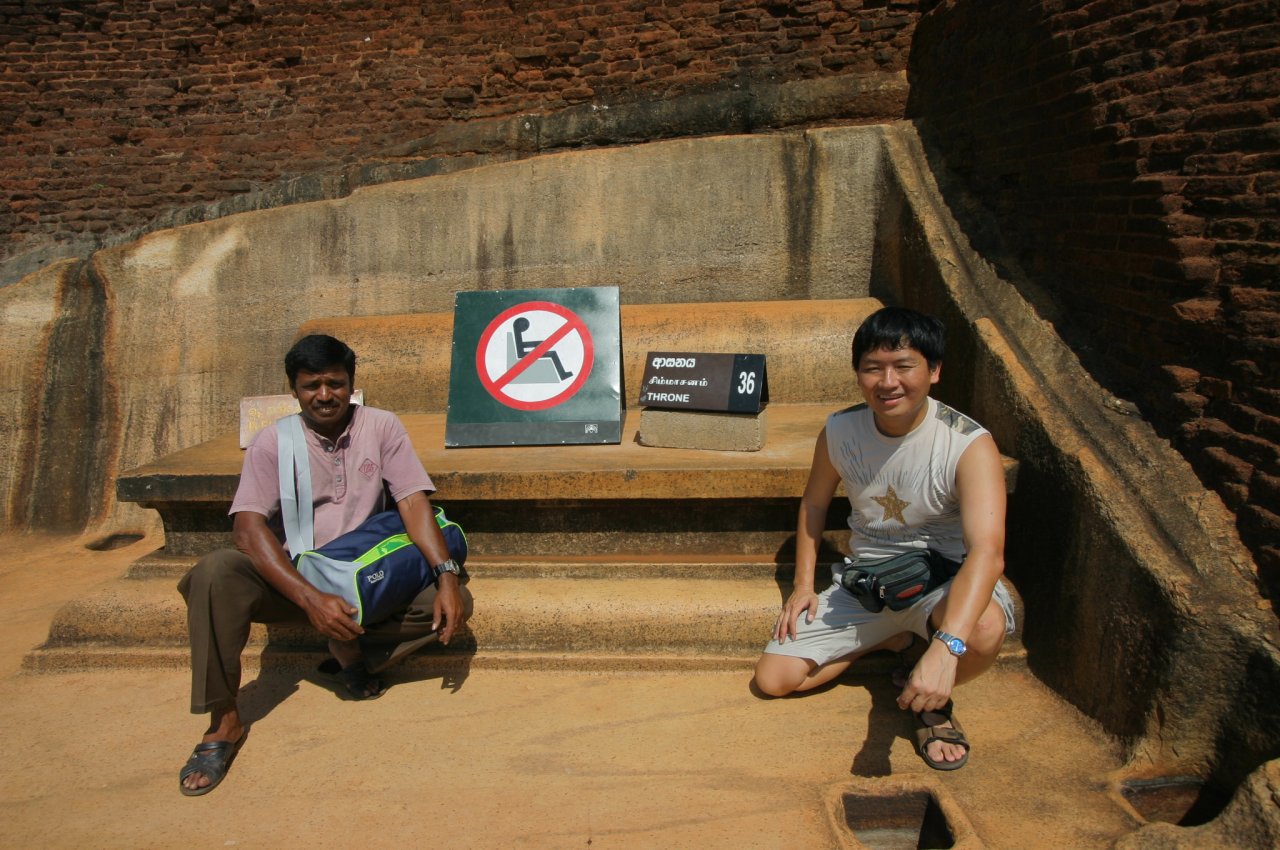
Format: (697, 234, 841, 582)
(754, 307, 1015, 771)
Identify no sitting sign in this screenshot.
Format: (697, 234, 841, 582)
(445, 286, 622, 447)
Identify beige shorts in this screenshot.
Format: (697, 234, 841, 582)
(763, 562, 1016, 666)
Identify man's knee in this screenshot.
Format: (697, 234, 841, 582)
(753, 653, 804, 698)
(178, 549, 257, 605)
(967, 604, 1007, 656)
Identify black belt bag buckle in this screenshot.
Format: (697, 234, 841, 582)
(838, 550, 957, 613)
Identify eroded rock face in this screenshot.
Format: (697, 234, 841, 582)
(2, 258, 118, 531)
(1115, 759, 1280, 850)
(0, 262, 62, 529)
(875, 127, 1278, 844)
(1, 127, 888, 535)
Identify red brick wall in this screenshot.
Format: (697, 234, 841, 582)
(0, 0, 920, 269)
(908, 0, 1279, 593)
(3, 1, 1277, 586)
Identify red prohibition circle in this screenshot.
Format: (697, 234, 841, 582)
(475, 301, 595, 411)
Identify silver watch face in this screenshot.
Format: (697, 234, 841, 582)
(435, 559, 460, 574)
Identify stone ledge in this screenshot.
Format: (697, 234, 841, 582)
(119, 404, 1021, 505)
(118, 405, 834, 505)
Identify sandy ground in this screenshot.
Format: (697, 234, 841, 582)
(0, 532, 1140, 849)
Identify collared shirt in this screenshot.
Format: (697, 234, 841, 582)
(230, 405, 435, 548)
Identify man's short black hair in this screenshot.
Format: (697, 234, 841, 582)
(852, 307, 946, 369)
(285, 334, 357, 388)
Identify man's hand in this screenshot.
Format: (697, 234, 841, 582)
(432, 572, 466, 644)
(775, 428, 839, 645)
(774, 587, 819, 643)
(896, 639, 958, 713)
(234, 510, 364, 641)
(396, 490, 470, 644)
(302, 591, 364, 641)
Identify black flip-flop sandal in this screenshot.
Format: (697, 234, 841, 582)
(179, 729, 249, 797)
(337, 662, 386, 700)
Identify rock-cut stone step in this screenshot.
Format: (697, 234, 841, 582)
(24, 562, 1026, 674)
(124, 551, 797, 581)
(33, 575, 778, 653)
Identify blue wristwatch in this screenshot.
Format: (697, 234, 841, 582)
(932, 629, 967, 657)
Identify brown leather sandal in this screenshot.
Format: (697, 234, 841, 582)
(914, 699, 970, 771)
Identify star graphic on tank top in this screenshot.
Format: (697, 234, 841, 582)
(872, 485, 910, 524)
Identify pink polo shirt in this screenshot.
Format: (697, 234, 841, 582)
(230, 405, 435, 548)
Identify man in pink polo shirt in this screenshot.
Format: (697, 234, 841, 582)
(177, 334, 472, 796)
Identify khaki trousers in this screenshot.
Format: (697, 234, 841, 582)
(178, 548, 473, 714)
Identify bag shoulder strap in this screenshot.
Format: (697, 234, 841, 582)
(277, 414, 314, 558)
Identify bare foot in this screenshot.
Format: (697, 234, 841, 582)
(923, 723, 967, 764)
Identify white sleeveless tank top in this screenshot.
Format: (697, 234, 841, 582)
(825, 396, 989, 563)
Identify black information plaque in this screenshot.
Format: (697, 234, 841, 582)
(637, 352, 768, 413)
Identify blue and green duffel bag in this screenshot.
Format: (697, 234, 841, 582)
(294, 506, 467, 626)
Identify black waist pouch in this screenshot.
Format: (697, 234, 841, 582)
(838, 550, 960, 613)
